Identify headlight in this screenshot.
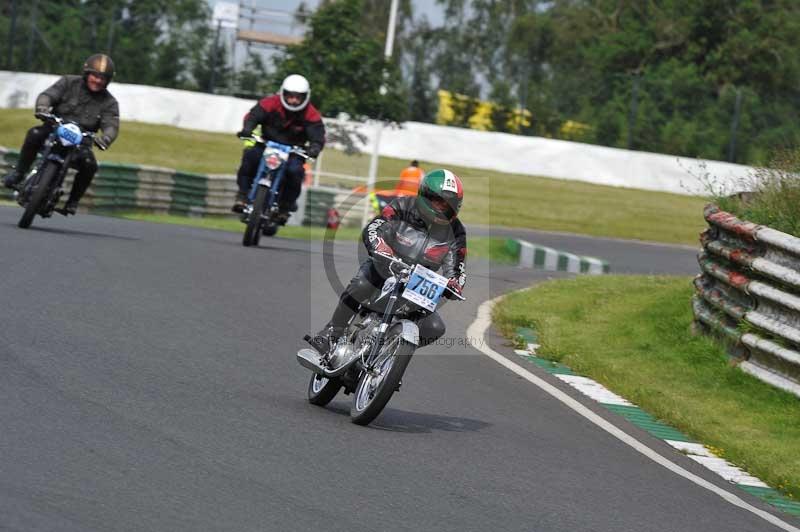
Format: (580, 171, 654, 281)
(266, 154, 282, 170)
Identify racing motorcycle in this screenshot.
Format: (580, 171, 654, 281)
(240, 136, 308, 246)
(15, 113, 106, 229)
(297, 253, 466, 426)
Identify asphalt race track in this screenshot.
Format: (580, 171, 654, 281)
(0, 205, 795, 532)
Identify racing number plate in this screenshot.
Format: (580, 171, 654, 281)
(401, 264, 448, 312)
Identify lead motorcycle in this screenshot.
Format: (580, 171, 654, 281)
(14, 113, 106, 229)
(240, 136, 309, 247)
(297, 253, 465, 426)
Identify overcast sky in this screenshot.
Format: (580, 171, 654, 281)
(209, 0, 444, 37)
(208, 0, 444, 80)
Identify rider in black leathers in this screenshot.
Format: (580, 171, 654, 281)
(3, 54, 119, 215)
(310, 169, 467, 356)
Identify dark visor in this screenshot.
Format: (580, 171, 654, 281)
(422, 189, 456, 219)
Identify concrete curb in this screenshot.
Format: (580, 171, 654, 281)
(505, 237, 610, 274)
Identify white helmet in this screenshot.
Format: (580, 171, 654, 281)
(279, 74, 311, 112)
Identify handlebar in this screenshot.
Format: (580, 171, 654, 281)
(39, 113, 105, 149)
(36, 112, 60, 124)
(374, 252, 466, 301)
(237, 135, 312, 160)
(239, 134, 266, 144)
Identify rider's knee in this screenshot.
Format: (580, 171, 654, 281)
(24, 126, 47, 145)
(348, 274, 376, 301)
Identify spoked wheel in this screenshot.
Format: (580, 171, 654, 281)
(242, 186, 267, 247)
(18, 163, 56, 229)
(307, 373, 342, 406)
(350, 327, 414, 426)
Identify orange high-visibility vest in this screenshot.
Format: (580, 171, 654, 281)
(397, 166, 423, 195)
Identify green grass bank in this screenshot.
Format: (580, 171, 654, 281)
(493, 275, 800, 500)
(0, 108, 707, 245)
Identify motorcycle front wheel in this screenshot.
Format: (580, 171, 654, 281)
(262, 222, 278, 237)
(350, 327, 414, 426)
(307, 373, 342, 406)
(18, 162, 57, 229)
(242, 186, 267, 247)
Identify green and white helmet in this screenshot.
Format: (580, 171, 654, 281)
(416, 169, 464, 224)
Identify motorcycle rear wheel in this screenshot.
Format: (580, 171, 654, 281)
(350, 328, 414, 426)
(242, 186, 267, 247)
(18, 163, 57, 229)
(307, 373, 342, 406)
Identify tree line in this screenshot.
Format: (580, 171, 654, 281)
(4, 0, 800, 164)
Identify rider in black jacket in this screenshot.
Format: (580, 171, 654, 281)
(310, 169, 467, 356)
(3, 54, 120, 215)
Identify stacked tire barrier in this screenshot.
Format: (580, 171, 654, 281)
(0, 146, 342, 226)
(693, 204, 800, 397)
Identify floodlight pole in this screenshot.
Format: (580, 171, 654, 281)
(362, 0, 399, 226)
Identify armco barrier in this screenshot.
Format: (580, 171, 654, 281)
(0, 146, 349, 226)
(693, 204, 800, 397)
(505, 238, 609, 274)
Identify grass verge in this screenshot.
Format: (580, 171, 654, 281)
(111, 211, 517, 263)
(0, 108, 707, 245)
(493, 275, 800, 500)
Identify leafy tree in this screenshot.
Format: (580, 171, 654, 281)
(192, 40, 233, 94)
(236, 52, 271, 97)
(489, 80, 515, 133)
(0, 0, 212, 89)
(273, 0, 407, 121)
(404, 18, 437, 122)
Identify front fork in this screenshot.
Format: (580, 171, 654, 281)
(247, 160, 286, 209)
(363, 283, 403, 372)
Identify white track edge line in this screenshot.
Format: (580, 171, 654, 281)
(467, 295, 799, 532)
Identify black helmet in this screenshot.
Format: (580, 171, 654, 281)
(82, 54, 115, 86)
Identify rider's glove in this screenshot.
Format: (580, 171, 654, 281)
(95, 135, 111, 150)
(34, 106, 51, 120)
(445, 277, 463, 299)
(306, 145, 320, 158)
(236, 130, 251, 139)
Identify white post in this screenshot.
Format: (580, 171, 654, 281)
(313, 149, 322, 188)
(384, 0, 399, 58)
(361, 0, 399, 226)
(362, 121, 383, 226)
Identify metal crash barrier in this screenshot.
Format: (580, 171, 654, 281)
(0, 147, 367, 227)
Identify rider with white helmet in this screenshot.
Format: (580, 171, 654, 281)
(232, 74, 325, 218)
